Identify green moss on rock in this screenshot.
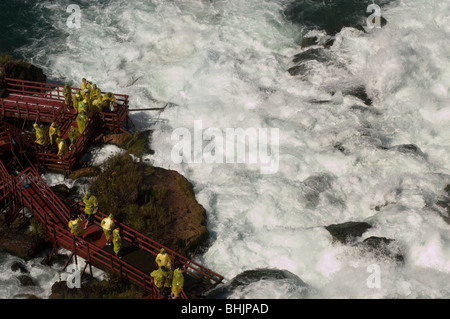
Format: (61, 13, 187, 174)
(89, 154, 209, 255)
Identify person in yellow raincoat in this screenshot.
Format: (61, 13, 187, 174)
(80, 78, 92, 99)
(83, 193, 98, 229)
(155, 248, 172, 270)
(90, 84, 101, 100)
(170, 266, 185, 299)
(62, 83, 72, 109)
(72, 90, 82, 113)
(92, 95, 103, 114)
(102, 92, 116, 111)
(150, 266, 170, 294)
(78, 97, 90, 116)
(33, 123, 47, 146)
(68, 125, 80, 147)
(56, 137, 68, 157)
(101, 214, 115, 244)
(49, 122, 61, 145)
(112, 227, 122, 258)
(68, 214, 84, 237)
(76, 110, 88, 135)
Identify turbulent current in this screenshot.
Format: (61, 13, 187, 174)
(1, 0, 450, 299)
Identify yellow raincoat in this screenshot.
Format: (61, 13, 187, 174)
(49, 123, 61, 145)
(68, 126, 80, 145)
(56, 138, 68, 157)
(68, 217, 84, 236)
(171, 268, 185, 298)
(83, 194, 98, 216)
(76, 111, 88, 134)
(62, 84, 72, 106)
(155, 249, 172, 269)
(113, 228, 122, 256)
(101, 214, 115, 241)
(33, 124, 47, 146)
(150, 267, 169, 291)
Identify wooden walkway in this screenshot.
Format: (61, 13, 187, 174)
(0, 78, 223, 298)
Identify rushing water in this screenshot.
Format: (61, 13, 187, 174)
(1, 0, 450, 299)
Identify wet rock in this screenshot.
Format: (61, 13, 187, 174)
(435, 185, 450, 224)
(350, 104, 382, 115)
(389, 144, 426, 158)
(356, 236, 405, 264)
(11, 261, 28, 273)
(353, 16, 388, 32)
(50, 280, 87, 299)
(301, 173, 334, 208)
(343, 86, 373, 106)
(208, 268, 309, 299)
(68, 166, 101, 180)
(325, 221, 372, 244)
(292, 48, 329, 64)
(444, 184, 450, 194)
(323, 38, 335, 48)
(288, 64, 309, 76)
(288, 48, 330, 76)
(333, 142, 350, 155)
(301, 36, 318, 48)
(89, 155, 209, 256)
(0, 57, 46, 84)
(0, 227, 49, 261)
(17, 274, 35, 286)
(102, 130, 154, 157)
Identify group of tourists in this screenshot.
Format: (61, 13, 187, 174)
(33, 78, 117, 157)
(33, 121, 68, 157)
(67, 193, 122, 257)
(64, 79, 117, 136)
(151, 248, 186, 299)
(68, 191, 186, 299)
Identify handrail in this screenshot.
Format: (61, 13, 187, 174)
(2, 78, 129, 134)
(4, 78, 129, 103)
(16, 171, 163, 298)
(11, 167, 222, 298)
(86, 206, 224, 289)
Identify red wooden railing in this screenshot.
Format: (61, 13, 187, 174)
(2, 78, 129, 133)
(4, 166, 223, 298)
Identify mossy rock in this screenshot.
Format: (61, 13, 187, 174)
(89, 154, 209, 256)
(102, 130, 154, 158)
(0, 54, 46, 83)
(0, 226, 50, 261)
(68, 166, 101, 180)
(49, 271, 145, 299)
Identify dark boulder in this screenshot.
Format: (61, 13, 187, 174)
(208, 268, 309, 299)
(89, 154, 209, 256)
(0, 227, 50, 261)
(343, 86, 373, 106)
(325, 221, 372, 244)
(17, 274, 35, 286)
(68, 166, 101, 180)
(389, 144, 427, 159)
(11, 261, 28, 273)
(0, 57, 46, 84)
(356, 236, 405, 264)
(288, 48, 330, 76)
(301, 36, 318, 48)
